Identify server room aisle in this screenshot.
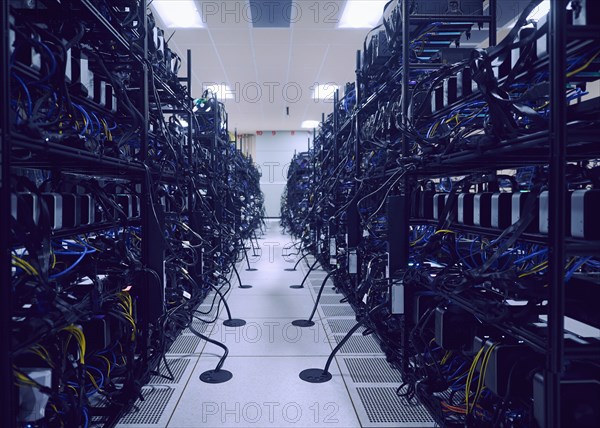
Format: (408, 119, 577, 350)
(116, 220, 434, 428)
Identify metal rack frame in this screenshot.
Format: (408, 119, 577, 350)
(0, 0, 199, 425)
(306, 1, 597, 426)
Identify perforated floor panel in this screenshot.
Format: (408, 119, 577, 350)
(327, 317, 365, 334)
(327, 318, 365, 334)
(196, 304, 219, 318)
(312, 285, 337, 294)
(342, 357, 403, 383)
(309, 273, 327, 279)
(308, 278, 329, 287)
(355, 387, 434, 426)
(321, 305, 356, 317)
(149, 358, 190, 384)
(333, 334, 382, 354)
(117, 386, 175, 425)
(182, 319, 209, 334)
(316, 294, 347, 305)
(167, 334, 202, 355)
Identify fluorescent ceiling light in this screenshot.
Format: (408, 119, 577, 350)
(204, 84, 234, 100)
(301, 120, 320, 129)
(527, 0, 550, 21)
(312, 84, 339, 100)
(152, 1, 204, 28)
(338, 0, 388, 29)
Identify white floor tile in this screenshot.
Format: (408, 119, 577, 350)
(117, 224, 419, 428)
(167, 356, 361, 428)
(223, 294, 316, 319)
(204, 318, 334, 357)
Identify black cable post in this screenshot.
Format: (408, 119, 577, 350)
(189, 325, 233, 383)
(244, 246, 257, 271)
(293, 269, 336, 327)
(250, 235, 258, 257)
(299, 303, 384, 383)
(300, 318, 366, 383)
(285, 251, 309, 271)
(206, 279, 246, 327)
(232, 263, 252, 289)
(290, 258, 319, 289)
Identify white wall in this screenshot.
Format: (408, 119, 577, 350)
(253, 131, 312, 218)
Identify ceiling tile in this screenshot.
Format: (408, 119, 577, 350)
(250, 29, 293, 45)
(209, 29, 252, 45)
(169, 29, 212, 47)
(290, 0, 345, 29)
(167, 0, 394, 132)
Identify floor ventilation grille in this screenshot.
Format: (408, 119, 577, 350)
(333, 334, 382, 354)
(356, 386, 434, 425)
(149, 358, 190, 384)
(316, 294, 347, 305)
(118, 386, 174, 425)
(343, 357, 403, 383)
(321, 305, 356, 317)
(167, 334, 202, 355)
(327, 318, 365, 334)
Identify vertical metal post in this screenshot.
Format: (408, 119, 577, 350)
(321, 112, 326, 164)
(187, 49, 194, 214)
(397, 0, 414, 378)
(546, 0, 567, 426)
(352, 50, 362, 285)
(329, 89, 340, 246)
(333, 89, 339, 166)
(1, 0, 14, 425)
(355, 50, 362, 175)
(401, 0, 410, 159)
(399, 0, 411, 273)
(312, 128, 316, 183)
(489, 0, 497, 47)
(139, 0, 157, 366)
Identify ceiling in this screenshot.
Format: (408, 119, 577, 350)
(154, 0, 531, 134)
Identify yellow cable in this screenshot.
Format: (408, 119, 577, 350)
(11, 255, 39, 276)
(62, 326, 86, 364)
(567, 50, 600, 78)
(465, 346, 485, 411)
(12, 259, 34, 275)
(97, 355, 112, 379)
(435, 229, 456, 235)
(67, 384, 78, 396)
(430, 120, 441, 137)
(86, 370, 104, 392)
(470, 343, 498, 414)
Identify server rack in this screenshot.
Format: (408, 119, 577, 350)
(2, 1, 263, 426)
(282, 1, 600, 426)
